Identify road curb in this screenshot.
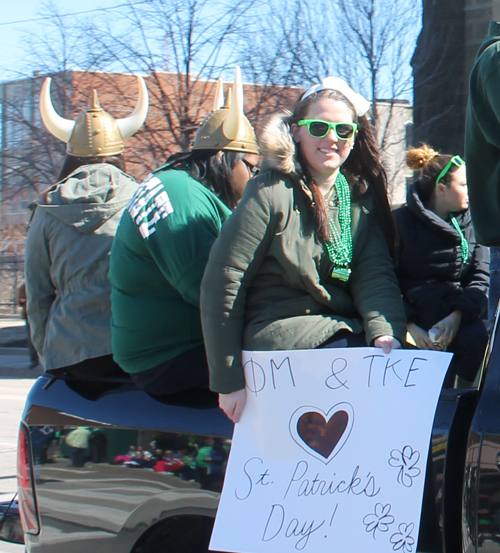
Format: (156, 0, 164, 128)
(0, 348, 28, 356)
(0, 366, 43, 378)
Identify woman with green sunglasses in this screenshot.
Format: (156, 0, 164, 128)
(200, 77, 407, 422)
(394, 144, 489, 387)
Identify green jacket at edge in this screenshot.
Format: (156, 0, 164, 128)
(466, 20, 500, 246)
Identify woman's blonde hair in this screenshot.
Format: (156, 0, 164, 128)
(406, 144, 439, 171)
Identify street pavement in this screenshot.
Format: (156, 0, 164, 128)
(0, 314, 43, 379)
(0, 314, 40, 552)
(0, 379, 35, 553)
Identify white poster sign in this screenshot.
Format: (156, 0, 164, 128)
(210, 347, 452, 553)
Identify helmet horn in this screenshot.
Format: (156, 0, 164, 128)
(225, 87, 232, 108)
(90, 90, 101, 110)
(39, 77, 75, 143)
(222, 66, 244, 140)
(213, 78, 224, 110)
(116, 75, 149, 139)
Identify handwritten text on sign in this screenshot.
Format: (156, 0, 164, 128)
(209, 348, 451, 553)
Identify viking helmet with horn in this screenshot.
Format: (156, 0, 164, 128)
(39, 75, 149, 157)
(192, 67, 259, 154)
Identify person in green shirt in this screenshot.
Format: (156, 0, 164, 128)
(109, 67, 259, 395)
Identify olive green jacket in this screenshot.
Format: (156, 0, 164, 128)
(200, 116, 406, 394)
(25, 164, 137, 370)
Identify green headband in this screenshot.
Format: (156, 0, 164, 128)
(435, 155, 465, 187)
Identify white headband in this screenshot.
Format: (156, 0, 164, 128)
(301, 77, 371, 117)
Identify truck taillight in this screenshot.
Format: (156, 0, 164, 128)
(17, 425, 40, 535)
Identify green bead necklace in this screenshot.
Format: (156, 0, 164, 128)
(323, 171, 353, 281)
(450, 215, 469, 264)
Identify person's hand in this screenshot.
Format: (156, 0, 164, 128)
(407, 322, 436, 350)
(374, 335, 401, 353)
(431, 310, 462, 349)
(219, 389, 247, 423)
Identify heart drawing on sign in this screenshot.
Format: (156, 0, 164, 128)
(289, 403, 355, 464)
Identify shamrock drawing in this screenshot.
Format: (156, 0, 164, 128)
(390, 522, 415, 552)
(389, 445, 421, 487)
(363, 503, 395, 538)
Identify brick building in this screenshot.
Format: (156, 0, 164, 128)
(0, 70, 298, 256)
(412, 0, 500, 154)
(0, 69, 300, 311)
(377, 99, 414, 207)
(0, 70, 414, 311)
(0, 70, 413, 260)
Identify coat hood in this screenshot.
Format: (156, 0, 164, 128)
(260, 112, 302, 177)
(33, 164, 137, 234)
(476, 21, 500, 58)
(406, 181, 470, 238)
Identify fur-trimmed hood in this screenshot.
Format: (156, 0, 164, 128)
(260, 112, 301, 177)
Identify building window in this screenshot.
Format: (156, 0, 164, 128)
(4, 83, 33, 149)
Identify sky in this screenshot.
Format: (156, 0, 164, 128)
(0, 0, 129, 80)
(0, 0, 421, 100)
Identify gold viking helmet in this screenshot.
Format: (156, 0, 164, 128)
(192, 66, 259, 154)
(39, 75, 149, 157)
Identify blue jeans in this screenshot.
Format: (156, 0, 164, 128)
(489, 246, 500, 329)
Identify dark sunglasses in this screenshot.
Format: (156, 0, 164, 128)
(242, 158, 260, 176)
(297, 119, 358, 140)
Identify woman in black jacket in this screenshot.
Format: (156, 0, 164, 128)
(394, 144, 489, 387)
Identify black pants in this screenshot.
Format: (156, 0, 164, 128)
(318, 329, 367, 349)
(446, 317, 488, 383)
(47, 355, 123, 379)
(130, 344, 209, 396)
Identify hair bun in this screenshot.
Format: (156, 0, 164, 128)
(406, 144, 439, 170)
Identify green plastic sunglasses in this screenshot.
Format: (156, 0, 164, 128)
(435, 155, 465, 187)
(297, 119, 358, 140)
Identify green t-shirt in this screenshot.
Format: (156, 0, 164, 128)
(109, 168, 232, 374)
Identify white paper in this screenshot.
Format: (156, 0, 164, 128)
(210, 347, 452, 553)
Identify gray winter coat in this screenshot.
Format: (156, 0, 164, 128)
(25, 163, 137, 370)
